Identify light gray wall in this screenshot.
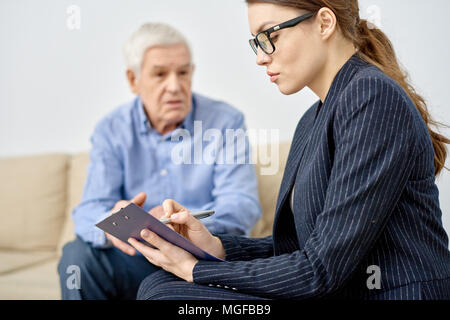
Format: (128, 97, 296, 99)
(1, 0, 449, 235)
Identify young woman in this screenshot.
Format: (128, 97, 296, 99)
(129, 0, 450, 300)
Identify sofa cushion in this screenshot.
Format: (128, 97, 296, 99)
(0, 250, 56, 276)
(0, 154, 69, 250)
(0, 257, 60, 300)
(57, 153, 90, 254)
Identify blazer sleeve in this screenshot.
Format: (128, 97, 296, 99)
(193, 78, 418, 299)
(217, 234, 274, 261)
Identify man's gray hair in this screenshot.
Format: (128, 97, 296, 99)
(123, 22, 192, 76)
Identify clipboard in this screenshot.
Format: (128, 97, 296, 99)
(95, 203, 223, 262)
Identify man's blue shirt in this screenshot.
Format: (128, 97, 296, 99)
(73, 93, 262, 247)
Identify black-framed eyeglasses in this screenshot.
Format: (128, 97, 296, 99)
(249, 12, 316, 55)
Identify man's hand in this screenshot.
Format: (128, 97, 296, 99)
(105, 192, 166, 256)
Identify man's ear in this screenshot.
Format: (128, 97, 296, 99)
(316, 7, 337, 41)
(126, 69, 139, 94)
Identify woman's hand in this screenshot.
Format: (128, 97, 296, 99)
(128, 199, 226, 282)
(161, 199, 225, 260)
(128, 229, 198, 282)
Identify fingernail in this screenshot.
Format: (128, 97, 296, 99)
(171, 214, 179, 220)
(141, 229, 149, 238)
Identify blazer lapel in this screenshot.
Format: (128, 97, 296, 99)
(274, 105, 318, 215)
(273, 53, 367, 231)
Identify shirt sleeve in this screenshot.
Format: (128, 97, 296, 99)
(202, 112, 262, 236)
(193, 78, 417, 299)
(73, 120, 123, 248)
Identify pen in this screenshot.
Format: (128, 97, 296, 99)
(159, 210, 215, 224)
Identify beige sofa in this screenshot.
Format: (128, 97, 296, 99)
(0, 143, 290, 300)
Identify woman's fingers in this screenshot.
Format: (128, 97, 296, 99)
(127, 237, 161, 266)
(148, 205, 165, 219)
(162, 199, 173, 218)
(128, 229, 171, 264)
(128, 230, 198, 282)
(140, 229, 170, 251)
(162, 199, 187, 218)
(170, 210, 204, 231)
(128, 229, 170, 255)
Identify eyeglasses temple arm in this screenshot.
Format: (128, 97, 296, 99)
(270, 12, 316, 33)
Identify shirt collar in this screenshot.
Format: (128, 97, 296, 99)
(136, 94, 196, 137)
(179, 94, 195, 134)
(137, 97, 150, 134)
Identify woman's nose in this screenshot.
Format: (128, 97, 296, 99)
(256, 47, 271, 66)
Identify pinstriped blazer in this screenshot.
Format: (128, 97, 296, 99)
(193, 54, 450, 300)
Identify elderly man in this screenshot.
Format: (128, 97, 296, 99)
(57, 23, 261, 300)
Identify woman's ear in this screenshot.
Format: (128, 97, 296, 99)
(126, 69, 139, 94)
(316, 7, 337, 40)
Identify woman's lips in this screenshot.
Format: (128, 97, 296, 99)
(270, 74, 280, 83)
(267, 72, 280, 83)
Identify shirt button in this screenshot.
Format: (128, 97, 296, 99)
(160, 169, 168, 176)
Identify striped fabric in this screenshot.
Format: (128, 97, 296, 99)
(138, 270, 266, 300)
(138, 54, 450, 300)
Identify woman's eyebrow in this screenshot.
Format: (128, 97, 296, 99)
(251, 21, 277, 36)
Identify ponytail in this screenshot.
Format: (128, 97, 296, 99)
(356, 19, 450, 176)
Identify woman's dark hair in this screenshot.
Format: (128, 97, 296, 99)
(247, 0, 450, 176)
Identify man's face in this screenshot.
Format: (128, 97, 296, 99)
(128, 43, 194, 134)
